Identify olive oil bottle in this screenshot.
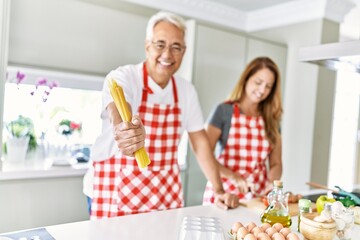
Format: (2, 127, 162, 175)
(260, 180, 292, 227)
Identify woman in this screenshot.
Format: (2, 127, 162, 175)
(203, 57, 283, 204)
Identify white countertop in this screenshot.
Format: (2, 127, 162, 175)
(41, 205, 359, 240)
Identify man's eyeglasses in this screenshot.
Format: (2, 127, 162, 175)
(151, 41, 186, 55)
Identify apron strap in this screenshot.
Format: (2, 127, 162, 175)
(142, 62, 178, 103)
(233, 103, 240, 117)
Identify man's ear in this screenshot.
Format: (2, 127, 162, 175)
(144, 40, 151, 52)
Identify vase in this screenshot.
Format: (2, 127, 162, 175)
(6, 136, 30, 162)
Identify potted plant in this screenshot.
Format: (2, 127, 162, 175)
(3, 115, 37, 161)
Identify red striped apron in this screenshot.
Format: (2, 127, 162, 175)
(203, 104, 271, 204)
(91, 63, 183, 219)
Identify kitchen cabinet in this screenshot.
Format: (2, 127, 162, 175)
(0, 166, 88, 233)
(246, 38, 287, 96)
(187, 24, 246, 206)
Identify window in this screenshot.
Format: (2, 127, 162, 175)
(2, 66, 103, 161)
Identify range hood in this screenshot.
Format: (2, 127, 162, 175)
(298, 40, 360, 73)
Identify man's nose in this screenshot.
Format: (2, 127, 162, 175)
(161, 46, 173, 56)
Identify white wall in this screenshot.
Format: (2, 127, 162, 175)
(9, 0, 149, 75)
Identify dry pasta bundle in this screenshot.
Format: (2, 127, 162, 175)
(108, 78, 151, 168)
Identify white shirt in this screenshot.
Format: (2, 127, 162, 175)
(83, 62, 205, 197)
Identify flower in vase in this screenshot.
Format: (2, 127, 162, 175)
(6, 71, 26, 88)
(57, 119, 82, 136)
(31, 77, 59, 102)
(4, 69, 60, 151)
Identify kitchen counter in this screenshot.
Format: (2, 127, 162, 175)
(4, 205, 358, 240)
(0, 157, 88, 180)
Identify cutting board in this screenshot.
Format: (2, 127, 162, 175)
(239, 198, 317, 216)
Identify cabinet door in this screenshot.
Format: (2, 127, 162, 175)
(246, 38, 287, 96)
(194, 25, 247, 118)
(185, 24, 246, 206)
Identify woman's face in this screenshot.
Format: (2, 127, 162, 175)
(244, 68, 275, 104)
(145, 21, 186, 87)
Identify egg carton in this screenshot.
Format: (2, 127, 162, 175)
(178, 216, 225, 240)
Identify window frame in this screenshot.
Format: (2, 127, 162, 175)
(0, 0, 11, 159)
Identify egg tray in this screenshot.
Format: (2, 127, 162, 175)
(228, 221, 300, 240)
(178, 216, 225, 240)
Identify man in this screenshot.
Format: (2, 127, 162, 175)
(86, 11, 240, 219)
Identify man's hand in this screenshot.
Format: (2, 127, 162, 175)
(113, 115, 146, 157)
(214, 192, 240, 210)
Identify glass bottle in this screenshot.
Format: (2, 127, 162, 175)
(297, 198, 312, 232)
(260, 180, 292, 227)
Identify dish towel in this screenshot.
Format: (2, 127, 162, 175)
(0, 227, 55, 240)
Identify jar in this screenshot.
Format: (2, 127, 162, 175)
(298, 198, 312, 232)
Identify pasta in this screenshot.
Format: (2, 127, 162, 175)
(108, 79, 151, 168)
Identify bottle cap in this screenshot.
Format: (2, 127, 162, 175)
(273, 180, 283, 188)
(298, 198, 311, 208)
(324, 202, 333, 211)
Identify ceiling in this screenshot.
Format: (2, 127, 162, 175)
(125, 0, 357, 32)
(208, 0, 297, 11)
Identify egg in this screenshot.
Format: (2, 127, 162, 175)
(286, 232, 300, 240)
(237, 226, 249, 239)
(251, 226, 263, 236)
(257, 232, 271, 240)
(272, 223, 283, 232)
(272, 232, 285, 240)
(260, 222, 272, 231)
(265, 226, 277, 237)
(246, 222, 257, 232)
(243, 233, 257, 240)
(279, 227, 291, 237)
(231, 221, 243, 234)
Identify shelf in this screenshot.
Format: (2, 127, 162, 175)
(298, 40, 360, 73)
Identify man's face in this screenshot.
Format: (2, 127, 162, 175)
(145, 21, 186, 86)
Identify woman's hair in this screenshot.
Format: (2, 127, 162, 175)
(146, 11, 187, 41)
(227, 57, 283, 146)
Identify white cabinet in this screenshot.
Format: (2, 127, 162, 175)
(0, 176, 88, 233)
(246, 38, 287, 96)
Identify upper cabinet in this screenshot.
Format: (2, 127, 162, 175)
(246, 38, 287, 97)
(193, 24, 247, 118)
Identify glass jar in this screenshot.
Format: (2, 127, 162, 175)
(334, 208, 354, 240)
(297, 198, 312, 232)
(260, 180, 292, 227)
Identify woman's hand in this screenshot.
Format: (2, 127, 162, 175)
(231, 174, 249, 194)
(113, 115, 146, 157)
(214, 192, 240, 210)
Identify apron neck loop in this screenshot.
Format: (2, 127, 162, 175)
(233, 103, 240, 116)
(142, 62, 178, 103)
